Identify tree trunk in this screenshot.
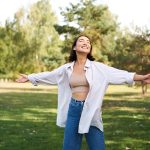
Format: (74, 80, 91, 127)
(141, 82, 147, 95)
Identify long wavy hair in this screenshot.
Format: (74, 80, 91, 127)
(68, 35, 95, 62)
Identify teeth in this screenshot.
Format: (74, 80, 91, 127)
(81, 46, 88, 49)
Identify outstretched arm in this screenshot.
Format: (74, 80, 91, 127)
(100, 63, 150, 85)
(16, 65, 64, 85)
(16, 71, 58, 86)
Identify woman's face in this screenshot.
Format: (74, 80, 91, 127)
(74, 36, 91, 54)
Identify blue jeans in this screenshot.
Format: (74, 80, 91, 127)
(62, 97, 105, 150)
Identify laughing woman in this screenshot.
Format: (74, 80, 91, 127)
(16, 35, 150, 150)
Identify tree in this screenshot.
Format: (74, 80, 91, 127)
(0, 0, 65, 80)
(24, 0, 65, 71)
(112, 27, 150, 95)
(55, 0, 118, 63)
(0, 13, 35, 79)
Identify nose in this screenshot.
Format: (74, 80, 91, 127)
(82, 40, 88, 45)
(83, 43, 87, 46)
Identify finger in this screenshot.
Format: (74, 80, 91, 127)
(19, 73, 27, 78)
(16, 79, 21, 82)
(143, 80, 150, 84)
(19, 73, 25, 76)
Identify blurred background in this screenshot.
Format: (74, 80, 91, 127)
(0, 0, 149, 79)
(0, 0, 150, 150)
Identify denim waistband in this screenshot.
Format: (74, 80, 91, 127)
(71, 97, 85, 104)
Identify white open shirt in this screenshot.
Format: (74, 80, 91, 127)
(28, 59, 135, 134)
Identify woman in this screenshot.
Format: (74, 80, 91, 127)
(16, 35, 150, 150)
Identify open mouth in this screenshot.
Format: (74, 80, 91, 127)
(81, 46, 89, 49)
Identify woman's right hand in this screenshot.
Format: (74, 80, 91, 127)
(16, 74, 29, 83)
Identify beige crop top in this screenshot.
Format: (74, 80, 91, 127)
(69, 72, 89, 93)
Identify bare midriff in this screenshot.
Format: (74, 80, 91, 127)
(72, 91, 89, 101)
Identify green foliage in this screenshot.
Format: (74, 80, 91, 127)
(111, 27, 150, 74)
(129, 28, 150, 74)
(0, 0, 65, 79)
(56, 0, 118, 63)
(42, 49, 65, 71)
(21, 0, 65, 72)
(0, 0, 149, 79)
(0, 20, 34, 78)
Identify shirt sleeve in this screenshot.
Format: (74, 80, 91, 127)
(27, 65, 64, 86)
(104, 64, 136, 85)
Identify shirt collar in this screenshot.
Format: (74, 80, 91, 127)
(67, 58, 91, 70)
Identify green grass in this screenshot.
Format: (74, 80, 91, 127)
(0, 85, 150, 150)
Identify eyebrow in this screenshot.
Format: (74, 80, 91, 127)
(79, 38, 90, 42)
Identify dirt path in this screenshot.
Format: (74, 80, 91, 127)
(0, 82, 57, 93)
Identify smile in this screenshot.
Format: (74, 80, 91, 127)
(81, 46, 89, 49)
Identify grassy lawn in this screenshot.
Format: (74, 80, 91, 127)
(0, 85, 149, 150)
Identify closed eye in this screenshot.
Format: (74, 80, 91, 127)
(79, 39, 90, 44)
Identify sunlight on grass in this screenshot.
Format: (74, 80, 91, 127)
(105, 140, 117, 144)
(0, 108, 57, 122)
(105, 106, 147, 113)
(122, 137, 149, 144)
(24, 108, 57, 113)
(0, 117, 16, 121)
(106, 85, 150, 93)
(22, 113, 42, 120)
(0, 85, 149, 150)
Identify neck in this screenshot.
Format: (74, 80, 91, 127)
(76, 55, 87, 66)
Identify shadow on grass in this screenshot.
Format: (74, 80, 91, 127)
(0, 92, 149, 150)
(0, 92, 88, 150)
(103, 92, 150, 150)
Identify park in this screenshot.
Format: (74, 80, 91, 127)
(0, 0, 150, 150)
(0, 82, 149, 149)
